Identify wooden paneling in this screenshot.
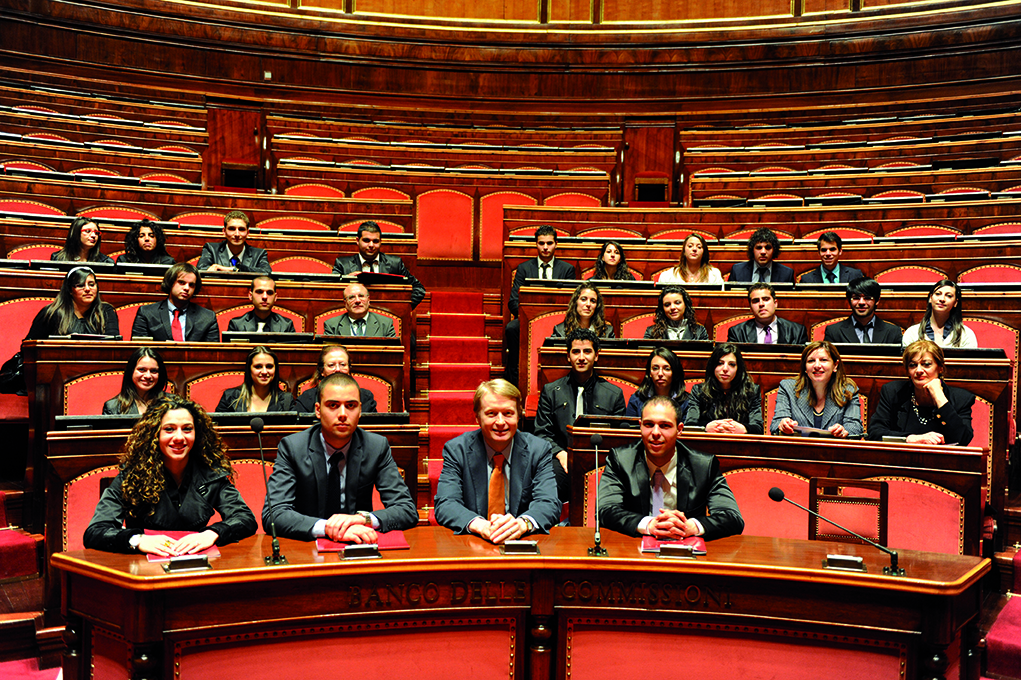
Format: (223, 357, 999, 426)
(602, 0, 794, 22)
(349, 0, 540, 20)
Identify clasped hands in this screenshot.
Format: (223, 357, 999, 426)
(647, 509, 699, 540)
(704, 419, 747, 434)
(777, 418, 849, 438)
(324, 514, 377, 543)
(468, 514, 528, 544)
(137, 530, 218, 557)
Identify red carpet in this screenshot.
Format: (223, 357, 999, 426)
(428, 337, 487, 363)
(430, 291, 482, 314)
(986, 597, 1021, 679)
(427, 392, 477, 424)
(0, 491, 37, 580)
(0, 659, 60, 680)
(427, 426, 475, 458)
(426, 293, 488, 427)
(428, 364, 490, 390)
(430, 313, 485, 337)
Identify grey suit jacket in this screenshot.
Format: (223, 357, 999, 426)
(823, 316, 903, 344)
(509, 257, 577, 315)
(332, 253, 425, 307)
(263, 425, 417, 540)
(597, 440, 744, 540)
(196, 241, 271, 274)
(226, 310, 296, 334)
(434, 430, 561, 534)
(799, 264, 865, 284)
(130, 300, 220, 342)
(730, 260, 795, 283)
(324, 311, 396, 338)
(768, 378, 863, 438)
(727, 317, 808, 345)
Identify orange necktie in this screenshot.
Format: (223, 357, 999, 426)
(487, 454, 506, 518)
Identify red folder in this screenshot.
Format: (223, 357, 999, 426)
(640, 535, 707, 555)
(316, 530, 410, 552)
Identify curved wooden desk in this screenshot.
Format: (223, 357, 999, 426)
(52, 527, 988, 680)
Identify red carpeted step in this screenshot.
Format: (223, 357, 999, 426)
(427, 425, 476, 458)
(427, 391, 476, 425)
(986, 598, 1021, 680)
(431, 291, 483, 314)
(0, 394, 28, 421)
(428, 337, 488, 363)
(429, 313, 485, 337)
(0, 490, 37, 580)
(429, 364, 491, 390)
(0, 658, 60, 680)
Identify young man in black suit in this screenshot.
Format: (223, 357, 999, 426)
(332, 221, 425, 308)
(264, 372, 416, 542)
(729, 228, 795, 283)
(798, 232, 865, 284)
(226, 275, 296, 334)
(824, 277, 903, 344)
(196, 211, 271, 274)
(727, 283, 808, 345)
(130, 263, 220, 342)
(504, 225, 577, 386)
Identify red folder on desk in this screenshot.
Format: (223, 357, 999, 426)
(143, 530, 222, 562)
(316, 530, 410, 552)
(640, 535, 707, 555)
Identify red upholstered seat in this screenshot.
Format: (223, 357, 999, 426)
(809, 478, 887, 545)
(426, 457, 444, 525)
(416, 189, 473, 260)
(963, 317, 1018, 440)
(257, 216, 330, 231)
(337, 219, 404, 233)
(216, 304, 305, 334)
(604, 376, 638, 406)
(354, 372, 392, 412)
(115, 302, 147, 341)
(480, 192, 537, 261)
(79, 206, 158, 220)
(577, 227, 643, 239)
(7, 244, 59, 260)
(0, 198, 64, 216)
(211, 460, 273, 534)
(3, 160, 54, 172)
(270, 256, 333, 274)
(974, 221, 1021, 236)
(722, 468, 809, 539)
(174, 211, 226, 227)
(712, 314, 753, 342)
(648, 228, 718, 241)
(724, 227, 794, 241)
(544, 192, 600, 207)
(621, 313, 655, 339)
(885, 224, 960, 238)
(73, 167, 121, 177)
(351, 187, 410, 201)
(63, 371, 123, 416)
(583, 466, 605, 528)
(313, 308, 401, 336)
(874, 265, 945, 284)
(140, 172, 189, 184)
(809, 317, 843, 341)
(185, 372, 245, 412)
(284, 183, 345, 198)
(524, 311, 564, 395)
(803, 226, 873, 241)
(867, 476, 964, 554)
(958, 264, 1021, 283)
(63, 465, 119, 551)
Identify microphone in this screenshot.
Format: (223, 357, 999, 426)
(768, 487, 903, 576)
(251, 417, 286, 565)
(587, 433, 607, 557)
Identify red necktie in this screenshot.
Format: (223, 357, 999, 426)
(172, 309, 183, 341)
(488, 454, 506, 518)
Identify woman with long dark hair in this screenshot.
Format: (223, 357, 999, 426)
(119, 219, 174, 265)
(50, 216, 113, 263)
(657, 233, 723, 284)
(624, 347, 690, 420)
(103, 347, 168, 415)
(591, 241, 636, 281)
(84, 396, 256, 555)
(24, 266, 119, 339)
(551, 283, 614, 338)
(902, 280, 977, 348)
(215, 345, 295, 412)
(684, 343, 763, 434)
(643, 285, 708, 341)
(770, 341, 862, 438)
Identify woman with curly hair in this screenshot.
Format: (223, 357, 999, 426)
(902, 279, 978, 349)
(657, 233, 723, 284)
(215, 345, 295, 412)
(84, 395, 256, 555)
(684, 343, 763, 434)
(624, 347, 690, 420)
(590, 241, 636, 281)
(643, 285, 708, 341)
(118, 218, 175, 265)
(50, 216, 114, 264)
(102, 347, 168, 415)
(551, 283, 615, 339)
(770, 341, 862, 438)
(24, 266, 119, 339)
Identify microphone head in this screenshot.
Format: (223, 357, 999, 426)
(768, 487, 785, 502)
(250, 417, 265, 434)
(590, 433, 603, 446)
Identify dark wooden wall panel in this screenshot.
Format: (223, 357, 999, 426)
(603, 0, 793, 22)
(352, 0, 539, 20)
(623, 122, 675, 204)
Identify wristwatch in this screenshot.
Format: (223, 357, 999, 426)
(520, 517, 535, 534)
(357, 511, 373, 526)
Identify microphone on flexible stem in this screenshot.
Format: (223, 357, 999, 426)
(588, 433, 608, 557)
(768, 487, 903, 576)
(251, 417, 287, 565)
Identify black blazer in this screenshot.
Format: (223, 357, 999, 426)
(83, 462, 257, 553)
(823, 316, 903, 344)
(597, 440, 744, 540)
(643, 322, 709, 341)
(117, 252, 175, 266)
(729, 260, 795, 284)
(25, 302, 120, 340)
(332, 253, 426, 307)
(226, 311, 296, 334)
(799, 264, 865, 284)
(726, 317, 808, 345)
(868, 380, 975, 446)
(296, 385, 378, 414)
(196, 241, 271, 274)
(684, 382, 764, 434)
(101, 398, 140, 416)
(215, 386, 295, 413)
(551, 321, 615, 339)
(509, 257, 577, 315)
(131, 300, 220, 342)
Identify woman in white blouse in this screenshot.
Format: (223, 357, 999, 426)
(902, 280, 978, 349)
(657, 233, 724, 285)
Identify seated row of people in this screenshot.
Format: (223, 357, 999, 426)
(101, 344, 378, 415)
(46, 216, 426, 306)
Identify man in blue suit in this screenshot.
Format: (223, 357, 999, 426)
(435, 379, 561, 543)
(798, 232, 865, 284)
(196, 211, 271, 274)
(729, 228, 795, 283)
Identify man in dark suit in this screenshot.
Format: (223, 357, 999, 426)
(196, 211, 271, 274)
(295, 345, 378, 414)
(727, 283, 808, 345)
(226, 275, 296, 334)
(434, 379, 561, 542)
(130, 263, 220, 342)
(824, 277, 903, 344)
(598, 396, 744, 540)
(798, 232, 865, 284)
(324, 283, 396, 337)
(504, 225, 577, 386)
(332, 221, 425, 308)
(535, 328, 625, 502)
(729, 227, 795, 283)
(264, 372, 416, 541)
